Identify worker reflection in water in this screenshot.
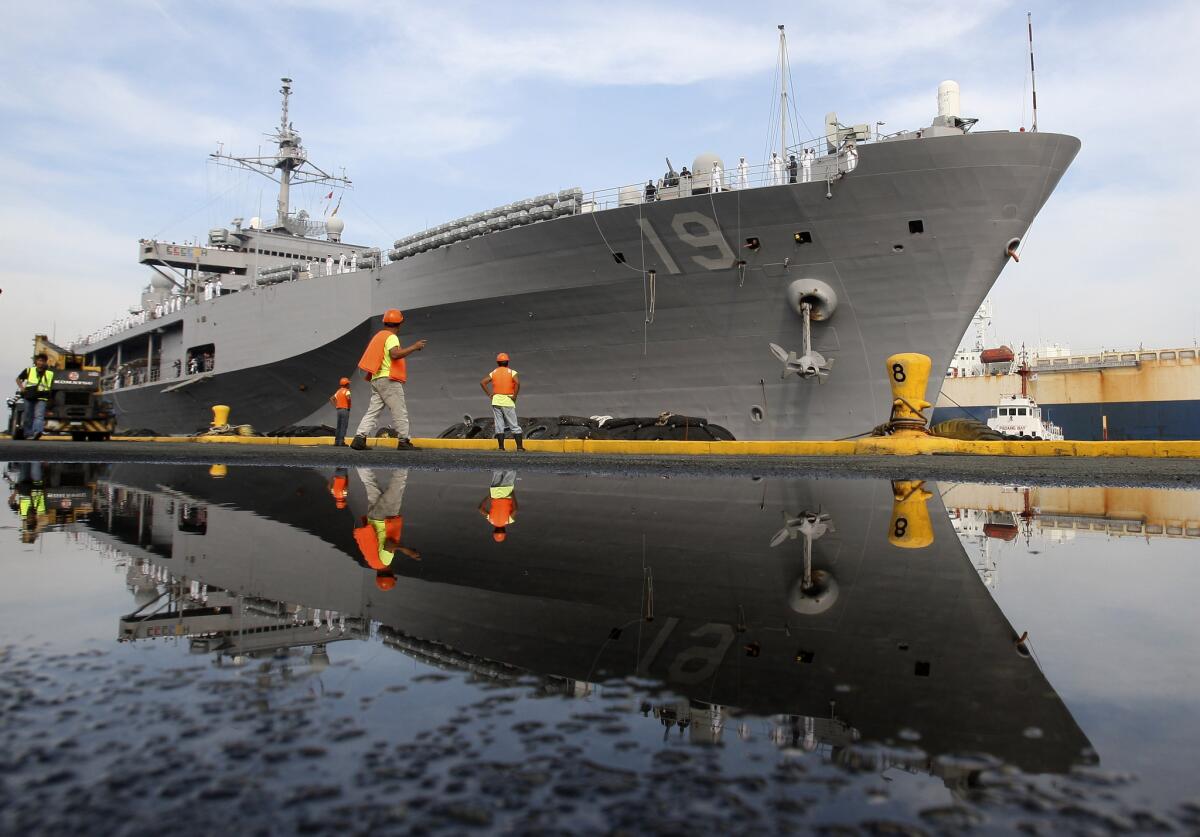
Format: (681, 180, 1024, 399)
(480, 352, 524, 451)
(479, 469, 518, 542)
(15, 462, 46, 543)
(15, 352, 54, 440)
(329, 377, 352, 446)
(353, 468, 419, 590)
(328, 467, 349, 510)
(350, 309, 427, 452)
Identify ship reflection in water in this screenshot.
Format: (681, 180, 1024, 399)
(77, 463, 1093, 782)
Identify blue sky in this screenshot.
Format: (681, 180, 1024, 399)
(2, 0, 1197, 367)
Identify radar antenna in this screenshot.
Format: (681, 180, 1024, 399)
(208, 77, 352, 232)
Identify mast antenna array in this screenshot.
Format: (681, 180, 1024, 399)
(209, 77, 352, 230)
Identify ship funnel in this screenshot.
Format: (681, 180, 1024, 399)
(937, 80, 961, 119)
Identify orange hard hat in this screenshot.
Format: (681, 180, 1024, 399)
(383, 308, 404, 325)
(339, 377, 350, 386)
(375, 573, 397, 591)
(492, 529, 507, 543)
(496, 352, 510, 363)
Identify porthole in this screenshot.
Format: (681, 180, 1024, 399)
(750, 405, 764, 423)
(892, 244, 905, 253)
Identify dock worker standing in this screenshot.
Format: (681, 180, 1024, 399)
(328, 467, 350, 510)
(329, 376, 352, 446)
(15, 353, 54, 440)
(480, 352, 524, 451)
(479, 469, 519, 542)
(350, 308, 427, 451)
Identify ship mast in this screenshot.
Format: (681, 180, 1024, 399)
(778, 24, 788, 163)
(209, 77, 352, 232)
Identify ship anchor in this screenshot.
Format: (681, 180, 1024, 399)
(770, 302, 832, 380)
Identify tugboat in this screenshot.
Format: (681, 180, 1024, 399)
(986, 354, 1063, 440)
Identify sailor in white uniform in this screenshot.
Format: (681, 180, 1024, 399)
(736, 156, 749, 190)
(768, 152, 784, 186)
(710, 160, 724, 192)
(801, 148, 813, 183)
(845, 140, 859, 172)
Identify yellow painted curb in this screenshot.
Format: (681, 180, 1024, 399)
(89, 434, 1200, 458)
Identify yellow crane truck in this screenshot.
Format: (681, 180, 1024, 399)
(7, 336, 115, 441)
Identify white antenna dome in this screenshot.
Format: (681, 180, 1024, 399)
(937, 80, 961, 119)
(326, 216, 345, 242)
(150, 273, 173, 290)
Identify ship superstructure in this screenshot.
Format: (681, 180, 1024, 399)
(69, 37, 1079, 439)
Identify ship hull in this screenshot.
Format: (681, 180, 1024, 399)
(89, 131, 1080, 438)
(90, 464, 1092, 774)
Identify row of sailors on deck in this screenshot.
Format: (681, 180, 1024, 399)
(642, 144, 858, 201)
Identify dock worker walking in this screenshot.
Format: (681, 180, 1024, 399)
(480, 352, 524, 451)
(350, 309, 427, 451)
(15, 353, 54, 440)
(329, 377, 352, 446)
(353, 468, 419, 590)
(479, 469, 519, 542)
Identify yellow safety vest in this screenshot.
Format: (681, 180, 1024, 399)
(19, 492, 46, 516)
(24, 367, 54, 398)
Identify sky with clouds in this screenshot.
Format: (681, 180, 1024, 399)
(1, 0, 1197, 369)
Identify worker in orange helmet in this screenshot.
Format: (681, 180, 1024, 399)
(350, 309, 426, 451)
(329, 377, 353, 446)
(328, 467, 350, 510)
(352, 468, 419, 589)
(479, 352, 524, 451)
(478, 469, 518, 542)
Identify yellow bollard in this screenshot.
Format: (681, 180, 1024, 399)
(889, 480, 934, 549)
(886, 353, 932, 435)
(211, 405, 231, 426)
(209, 464, 228, 479)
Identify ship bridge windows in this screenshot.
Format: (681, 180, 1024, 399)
(908, 219, 924, 234)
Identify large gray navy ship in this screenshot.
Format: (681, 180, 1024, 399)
(71, 45, 1080, 439)
(84, 464, 1092, 777)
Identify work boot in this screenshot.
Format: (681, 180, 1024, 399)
(515, 437, 525, 451)
(349, 435, 367, 451)
(495, 434, 505, 450)
(396, 438, 418, 451)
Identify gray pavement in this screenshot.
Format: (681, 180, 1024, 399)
(3, 439, 1200, 487)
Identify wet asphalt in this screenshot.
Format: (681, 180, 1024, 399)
(2, 439, 1199, 487)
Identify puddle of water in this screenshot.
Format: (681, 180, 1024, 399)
(2, 461, 1198, 833)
